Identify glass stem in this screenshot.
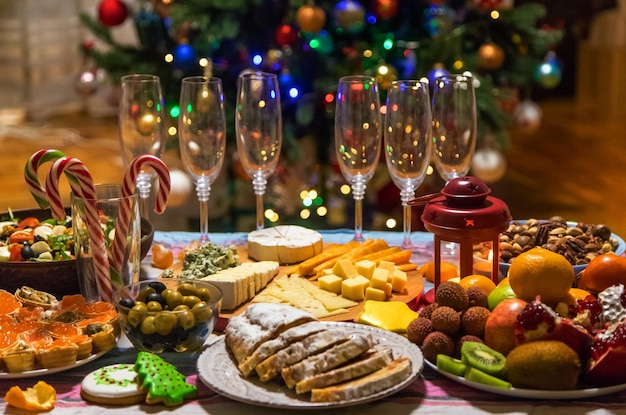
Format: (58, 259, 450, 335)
(136, 173, 152, 219)
(252, 172, 267, 230)
(400, 186, 416, 249)
(196, 180, 211, 242)
(352, 177, 366, 242)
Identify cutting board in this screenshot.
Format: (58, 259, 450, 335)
(168, 244, 424, 328)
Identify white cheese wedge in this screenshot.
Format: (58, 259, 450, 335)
(247, 225, 323, 264)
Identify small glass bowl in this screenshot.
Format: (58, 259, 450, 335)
(113, 278, 222, 352)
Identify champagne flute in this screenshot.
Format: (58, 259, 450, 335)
(384, 79, 432, 250)
(178, 76, 227, 242)
(431, 73, 477, 182)
(431, 73, 477, 256)
(235, 71, 282, 230)
(118, 74, 166, 218)
(335, 75, 382, 242)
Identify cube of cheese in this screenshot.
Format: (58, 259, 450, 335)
(365, 286, 387, 301)
(333, 259, 358, 279)
(384, 282, 393, 297)
(370, 268, 390, 290)
(391, 269, 408, 293)
(318, 274, 343, 294)
(378, 260, 396, 273)
(341, 275, 369, 301)
(355, 260, 376, 280)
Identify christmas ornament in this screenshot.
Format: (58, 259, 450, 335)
(472, 0, 502, 11)
(296, 4, 326, 33)
(478, 42, 505, 71)
(513, 99, 542, 133)
(98, 0, 129, 27)
(373, 0, 398, 20)
(172, 43, 198, 72)
(275, 24, 298, 48)
(375, 62, 397, 90)
(168, 169, 193, 207)
(423, 3, 455, 37)
(334, 0, 365, 33)
(471, 147, 507, 183)
(137, 114, 158, 135)
(74, 66, 106, 97)
(534, 51, 562, 89)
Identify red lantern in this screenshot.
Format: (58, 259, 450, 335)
(415, 177, 511, 290)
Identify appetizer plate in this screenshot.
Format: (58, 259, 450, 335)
(197, 322, 424, 409)
(425, 360, 626, 400)
(0, 348, 110, 379)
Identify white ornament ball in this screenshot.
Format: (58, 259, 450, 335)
(168, 169, 193, 207)
(471, 148, 507, 183)
(513, 99, 542, 133)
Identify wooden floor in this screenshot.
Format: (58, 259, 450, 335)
(1, 97, 625, 238)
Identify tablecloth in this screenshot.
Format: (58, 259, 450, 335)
(2, 229, 626, 415)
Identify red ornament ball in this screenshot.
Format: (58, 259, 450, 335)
(374, 0, 398, 20)
(275, 24, 298, 47)
(98, 0, 129, 27)
(472, 0, 502, 11)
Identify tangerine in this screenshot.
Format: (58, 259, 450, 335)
(152, 243, 174, 269)
(497, 276, 510, 287)
(459, 274, 497, 295)
(419, 261, 459, 283)
(507, 247, 574, 305)
(5, 381, 56, 411)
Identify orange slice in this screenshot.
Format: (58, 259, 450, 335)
(5, 381, 56, 411)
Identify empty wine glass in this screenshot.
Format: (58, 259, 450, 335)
(178, 76, 227, 242)
(431, 73, 477, 256)
(431, 73, 477, 182)
(384, 79, 432, 250)
(335, 75, 382, 242)
(235, 71, 282, 230)
(118, 74, 166, 218)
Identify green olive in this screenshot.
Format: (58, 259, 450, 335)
(197, 287, 211, 302)
(177, 310, 196, 330)
(192, 301, 214, 323)
(182, 295, 201, 309)
(165, 290, 184, 309)
(161, 288, 174, 300)
(146, 301, 163, 312)
(137, 286, 156, 303)
(173, 304, 190, 312)
(154, 311, 178, 336)
(140, 315, 157, 334)
(127, 304, 147, 327)
(177, 283, 199, 297)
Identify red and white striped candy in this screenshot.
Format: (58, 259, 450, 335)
(24, 149, 66, 209)
(110, 155, 170, 274)
(46, 157, 113, 302)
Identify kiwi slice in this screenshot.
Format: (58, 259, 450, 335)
(436, 354, 467, 377)
(465, 367, 512, 389)
(460, 341, 506, 377)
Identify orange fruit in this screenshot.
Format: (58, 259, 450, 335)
(5, 381, 56, 411)
(418, 261, 459, 283)
(497, 276, 510, 287)
(561, 287, 593, 307)
(459, 274, 497, 295)
(508, 247, 574, 305)
(152, 243, 174, 269)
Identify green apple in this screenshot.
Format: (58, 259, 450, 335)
(487, 284, 517, 310)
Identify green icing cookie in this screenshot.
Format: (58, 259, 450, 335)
(135, 351, 198, 406)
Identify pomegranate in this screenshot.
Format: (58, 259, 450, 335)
(586, 321, 626, 385)
(515, 297, 593, 359)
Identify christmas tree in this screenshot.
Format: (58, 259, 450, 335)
(80, 0, 563, 230)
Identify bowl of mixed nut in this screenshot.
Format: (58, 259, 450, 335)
(0, 207, 154, 298)
(474, 217, 626, 278)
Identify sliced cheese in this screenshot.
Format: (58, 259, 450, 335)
(247, 225, 323, 264)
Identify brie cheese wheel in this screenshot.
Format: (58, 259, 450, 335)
(247, 225, 323, 264)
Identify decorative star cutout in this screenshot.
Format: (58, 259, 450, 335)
(465, 218, 475, 227)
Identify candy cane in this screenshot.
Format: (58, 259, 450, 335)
(24, 149, 66, 209)
(110, 155, 170, 274)
(46, 157, 113, 302)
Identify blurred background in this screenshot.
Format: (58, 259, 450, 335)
(1, 0, 625, 237)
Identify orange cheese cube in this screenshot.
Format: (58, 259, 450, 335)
(365, 286, 387, 301)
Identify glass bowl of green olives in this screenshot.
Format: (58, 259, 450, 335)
(113, 278, 222, 352)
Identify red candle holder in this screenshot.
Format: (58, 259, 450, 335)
(415, 176, 511, 289)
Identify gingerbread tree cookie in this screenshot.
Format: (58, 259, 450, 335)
(135, 351, 198, 406)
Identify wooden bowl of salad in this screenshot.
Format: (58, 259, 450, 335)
(0, 208, 154, 299)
